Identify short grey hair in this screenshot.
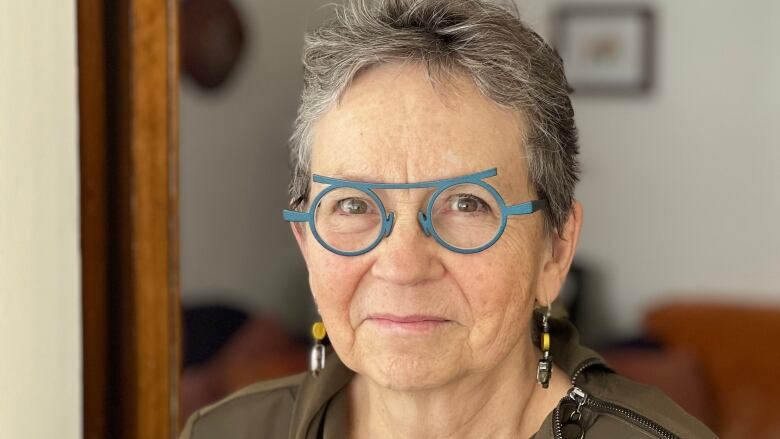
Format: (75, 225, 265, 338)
(289, 0, 579, 236)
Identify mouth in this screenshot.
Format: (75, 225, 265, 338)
(366, 314, 452, 332)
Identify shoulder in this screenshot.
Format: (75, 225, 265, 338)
(580, 368, 717, 438)
(179, 373, 307, 439)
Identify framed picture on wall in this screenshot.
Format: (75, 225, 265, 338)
(552, 5, 655, 95)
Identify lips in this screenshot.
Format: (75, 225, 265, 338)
(366, 314, 451, 331)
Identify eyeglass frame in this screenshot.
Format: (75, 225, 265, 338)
(282, 168, 546, 256)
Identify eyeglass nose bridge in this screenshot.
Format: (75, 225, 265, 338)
(383, 211, 395, 238)
(417, 211, 433, 237)
(380, 210, 433, 239)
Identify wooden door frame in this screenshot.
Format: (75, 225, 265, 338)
(78, 0, 180, 438)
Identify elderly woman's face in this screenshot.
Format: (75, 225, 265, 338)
(293, 63, 558, 390)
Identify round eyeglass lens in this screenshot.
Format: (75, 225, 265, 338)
(430, 183, 503, 251)
(314, 187, 383, 253)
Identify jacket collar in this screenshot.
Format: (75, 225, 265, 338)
(289, 346, 354, 439)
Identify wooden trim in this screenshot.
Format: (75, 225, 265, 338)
(78, 0, 180, 437)
(77, 0, 109, 437)
(115, 0, 181, 436)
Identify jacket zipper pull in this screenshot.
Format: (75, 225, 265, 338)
(560, 387, 588, 439)
(568, 387, 588, 418)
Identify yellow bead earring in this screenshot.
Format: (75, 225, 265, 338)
(536, 304, 553, 388)
(310, 321, 327, 377)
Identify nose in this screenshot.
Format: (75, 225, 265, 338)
(370, 210, 445, 286)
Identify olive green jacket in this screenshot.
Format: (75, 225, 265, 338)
(180, 316, 717, 438)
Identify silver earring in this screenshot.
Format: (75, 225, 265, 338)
(310, 321, 326, 377)
(536, 304, 553, 388)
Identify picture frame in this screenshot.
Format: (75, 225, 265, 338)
(552, 5, 656, 95)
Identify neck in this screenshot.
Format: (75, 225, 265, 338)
(347, 340, 569, 439)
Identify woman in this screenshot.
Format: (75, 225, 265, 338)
(181, 1, 716, 437)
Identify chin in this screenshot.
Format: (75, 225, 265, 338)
(337, 324, 472, 390)
(361, 349, 463, 391)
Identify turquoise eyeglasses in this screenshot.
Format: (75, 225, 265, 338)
(282, 168, 546, 256)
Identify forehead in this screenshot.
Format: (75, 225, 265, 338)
(311, 63, 532, 197)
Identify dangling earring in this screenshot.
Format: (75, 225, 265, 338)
(536, 304, 553, 388)
(310, 321, 327, 377)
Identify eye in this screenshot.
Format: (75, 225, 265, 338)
(448, 194, 491, 213)
(337, 198, 370, 214)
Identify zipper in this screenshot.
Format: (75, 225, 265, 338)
(553, 387, 586, 439)
(569, 358, 602, 386)
(553, 357, 599, 439)
(553, 386, 680, 439)
(552, 359, 680, 439)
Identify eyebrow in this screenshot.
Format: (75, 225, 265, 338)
(313, 168, 498, 188)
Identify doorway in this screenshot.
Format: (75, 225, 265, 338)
(78, 0, 180, 438)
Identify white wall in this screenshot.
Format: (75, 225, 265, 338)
(181, 0, 333, 331)
(518, 0, 780, 336)
(0, 1, 82, 438)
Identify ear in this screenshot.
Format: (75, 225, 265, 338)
(536, 200, 583, 306)
(290, 222, 310, 267)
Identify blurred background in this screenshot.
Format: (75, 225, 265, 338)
(2, 0, 777, 438)
(176, 0, 779, 437)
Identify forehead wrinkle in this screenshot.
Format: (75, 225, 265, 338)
(313, 63, 535, 201)
(339, 65, 470, 182)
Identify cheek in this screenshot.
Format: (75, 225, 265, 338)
(454, 229, 542, 355)
(305, 244, 370, 349)
(458, 256, 531, 324)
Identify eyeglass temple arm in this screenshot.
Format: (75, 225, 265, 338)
(282, 210, 309, 222)
(505, 200, 547, 216)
